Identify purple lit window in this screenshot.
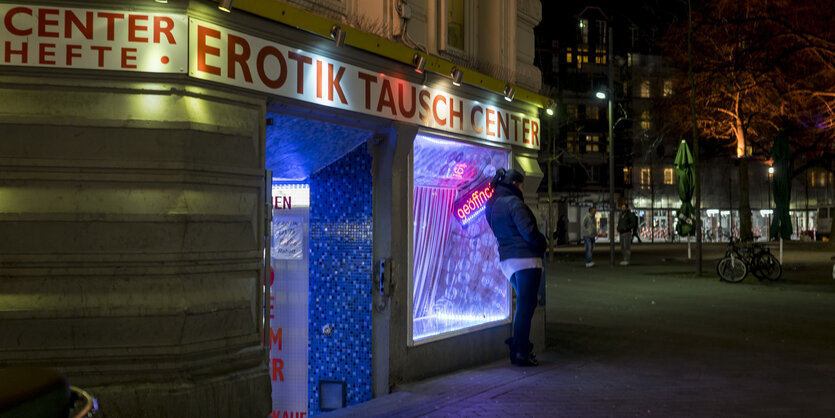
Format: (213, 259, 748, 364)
(410, 133, 511, 344)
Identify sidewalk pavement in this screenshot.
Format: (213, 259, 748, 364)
(325, 242, 835, 417)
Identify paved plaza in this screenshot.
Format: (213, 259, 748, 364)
(327, 241, 835, 417)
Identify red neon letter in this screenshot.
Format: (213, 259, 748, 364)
(256, 46, 287, 89)
(288, 51, 312, 94)
(357, 71, 378, 110)
(121, 48, 137, 68)
(128, 15, 149, 42)
(270, 327, 282, 350)
(377, 79, 396, 115)
(449, 98, 464, 129)
(37, 8, 59, 38)
(486, 109, 496, 136)
(432, 95, 447, 126)
(398, 83, 417, 118)
(196, 25, 221, 76)
(271, 359, 284, 381)
(66, 44, 82, 65)
(64, 11, 93, 39)
(97, 12, 125, 41)
(153, 16, 176, 44)
(90, 46, 111, 67)
(4, 7, 32, 36)
(328, 64, 347, 104)
(228, 34, 253, 83)
(471, 106, 484, 134)
(38, 43, 56, 65)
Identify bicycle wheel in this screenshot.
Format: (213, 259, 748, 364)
(717, 257, 748, 283)
(755, 252, 782, 281)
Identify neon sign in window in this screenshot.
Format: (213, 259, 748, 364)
(453, 181, 493, 226)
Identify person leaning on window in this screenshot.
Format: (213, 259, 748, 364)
(485, 168, 547, 367)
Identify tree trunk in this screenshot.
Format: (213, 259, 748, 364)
(688, 0, 702, 275)
(738, 157, 753, 241)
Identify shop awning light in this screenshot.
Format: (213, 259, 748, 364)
(503, 85, 515, 102)
(546, 100, 556, 116)
(218, 0, 233, 13)
(330, 25, 346, 47)
(450, 67, 463, 86)
(154, 0, 168, 3)
(412, 53, 426, 74)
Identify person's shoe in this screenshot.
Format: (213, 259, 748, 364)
(504, 337, 515, 363)
(619, 261, 629, 266)
(511, 351, 539, 367)
(585, 262, 595, 268)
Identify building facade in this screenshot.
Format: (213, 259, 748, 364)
(0, 0, 546, 416)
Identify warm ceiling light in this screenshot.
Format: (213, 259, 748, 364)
(218, 0, 233, 12)
(450, 67, 463, 86)
(503, 85, 515, 102)
(545, 100, 556, 116)
(412, 53, 426, 74)
(330, 25, 346, 47)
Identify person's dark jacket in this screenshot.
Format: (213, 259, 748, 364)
(485, 183, 547, 261)
(617, 210, 638, 233)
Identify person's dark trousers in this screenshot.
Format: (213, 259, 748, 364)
(509, 268, 542, 356)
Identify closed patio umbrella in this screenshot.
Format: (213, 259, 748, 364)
(770, 130, 792, 262)
(674, 140, 696, 258)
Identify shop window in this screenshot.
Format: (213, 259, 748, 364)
(664, 168, 674, 184)
(411, 133, 510, 344)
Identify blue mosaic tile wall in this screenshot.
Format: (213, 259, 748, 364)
(308, 144, 373, 415)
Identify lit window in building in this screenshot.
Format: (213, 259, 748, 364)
(640, 80, 651, 98)
(810, 170, 816, 186)
(567, 104, 578, 120)
(590, 106, 599, 120)
(595, 48, 607, 64)
(567, 133, 580, 153)
(446, 0, 465, 50)
(585, 135, 600, 153)
(640, 167, 651, 189)
(627, 53, 633, 67)
(820, 170, 827, 187)
(566, 47, 574, 63)
(664, 168, 674, 184)
(577, 47, 589, 69)
(663, 79, 673, 97)
(640, 110, 651, 130)
(597, 21, 607, 44)
(624, 167, 632, 184)
(579, 19, 589, 44)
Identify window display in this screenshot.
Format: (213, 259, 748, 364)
(411, 133, 511, 343)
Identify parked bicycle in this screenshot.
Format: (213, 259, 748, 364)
(716, 238, 782, 283)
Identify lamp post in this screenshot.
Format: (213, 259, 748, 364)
(606, 22, 616, 267)
(768, 166, 774, 239)
(595, 22, 616, 267)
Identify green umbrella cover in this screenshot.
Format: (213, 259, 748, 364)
(770, 130, 792, 240)
(674, 140, 696, 236)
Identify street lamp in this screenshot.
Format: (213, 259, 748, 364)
(595, 21, 616, 267)
(768, 165, 774, 238)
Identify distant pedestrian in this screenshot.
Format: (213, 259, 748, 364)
(617, 202, 638, 266)
(582, 207, 598, 267)
(555, 215, 568, 246)
(485, 168, 547, 367)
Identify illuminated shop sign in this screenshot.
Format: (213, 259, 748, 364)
(1, 5, 540, 149)
(0, 5, 188, 72)
(453, 181, 494, 226)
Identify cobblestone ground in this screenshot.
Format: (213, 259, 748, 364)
(327, 242, 835, 417)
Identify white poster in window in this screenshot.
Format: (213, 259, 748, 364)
(273, 216, 304, 260)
